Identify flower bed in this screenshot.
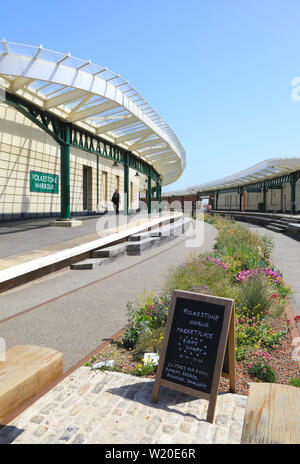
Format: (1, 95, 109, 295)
(85, 216, 300, 394)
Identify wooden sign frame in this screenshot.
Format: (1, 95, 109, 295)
(152, 290, 235, 423)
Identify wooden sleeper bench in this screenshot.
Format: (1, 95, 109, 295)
(241, 382, 300, 444)
(0, 345, 63, 424)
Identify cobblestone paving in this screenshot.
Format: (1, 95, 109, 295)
(0, 368, 247, 444)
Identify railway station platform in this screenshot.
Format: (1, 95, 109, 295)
(0, 211, 183, 293)
(209, 210, 300, 240)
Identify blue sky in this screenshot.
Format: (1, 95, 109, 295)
(2, 0, 300, 192)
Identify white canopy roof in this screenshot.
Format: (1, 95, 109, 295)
(165, 157, 300, 195)
(0, 40, 185, 185)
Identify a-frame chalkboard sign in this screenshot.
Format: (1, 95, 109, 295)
(152, 290, 235, 423)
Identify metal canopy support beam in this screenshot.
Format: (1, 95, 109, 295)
(124, 153, 129, 216)
(263, 185, 267, 212)
(68, 100, 120, 122)
(60, 124, 71, 219)
(215, 191, 219, 210)
(290, 173, 296, 215)
(96, 116, 138, 135)
(147, 173, 152, 214)
(44, 89, 88, 110)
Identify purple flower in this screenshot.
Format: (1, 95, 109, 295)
(235, 267, 283, 284)
(206, 256, 229, 271)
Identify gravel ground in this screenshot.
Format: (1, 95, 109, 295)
(86, 313, 300, 396)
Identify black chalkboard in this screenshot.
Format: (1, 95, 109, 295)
(152, 290, 235, 423)
(161, 297, 226, 394)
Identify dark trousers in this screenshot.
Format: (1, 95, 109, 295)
(114, 203, 119, 215)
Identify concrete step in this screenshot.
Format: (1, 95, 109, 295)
(126, 236, 161, 255)
(70, 257, 110, 270)
(266, 225, 286, 233)
(127, 232, 150, 242)
(150, 217, 192, 238)
(93, 243, 127, 259)
(271, 220, 289, 229)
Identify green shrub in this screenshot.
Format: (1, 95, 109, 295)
(235, 319, 263, 353)
(236, 274, 275, 318)
(164, 253, 237, 300)
(214, 221, 270, 270)
(235, 345, 252, 361)
(288, 377, 300, 388)
(134, 361, 157, 377)
(248, 360, 277, 383)
(122, 324, 141, 350)
(260, 235, 274, 263)
(135, 326, 165, 357)
(121, 293, 170, 350)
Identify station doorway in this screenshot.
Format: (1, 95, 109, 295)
(83, 165, 93, 211)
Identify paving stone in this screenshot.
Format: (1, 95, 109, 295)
(174, 433, 191, 444)
(162, 424, 177, 434)
(215, 414, 230, 426)
(72, 433, 85, 444)
(212, 425, 227, 444)
(61, 398, 78, 409)
(39, 402, 58, 415)
(6, 369, 247, 444)
(33, 426, 48, 438)
(91, 381, 107, 394)
(78, 384, 91, 396)
(69, 402, 86, 416)
(180, 423, 191, 434)
(41, 434, 58, 444)
(155, 434, 174, 444)
(84, 418, 100, 434)
(166, 412, 180, 424)
(232, 407, 246, 422)
(139, 436, 153, 444)
(195, 421, 213, 440)
(183, 414, 194, 423)
(229, 423, 244, 443)
(60, 427, 79, 442)
(30, 415, 44, 425)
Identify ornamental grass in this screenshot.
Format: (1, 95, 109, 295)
(87, 215, 298, 391)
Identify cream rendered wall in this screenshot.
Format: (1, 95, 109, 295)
(281, 183, 291, 212)
(246, 191, 263, 210)
(266, 188, 281, 211)
(0, 103, 140, 218)
(217, 192, 239, 209)
(0, 103, 61, 216)
(296, 179, 300, 213)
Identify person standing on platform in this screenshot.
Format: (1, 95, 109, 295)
(111, 189, 120, 215)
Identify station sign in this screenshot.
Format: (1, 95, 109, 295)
(30, 171, 59, 194)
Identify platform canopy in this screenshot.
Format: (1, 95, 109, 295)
(165, 157, 300, 195)
(0, 40, 185, 186)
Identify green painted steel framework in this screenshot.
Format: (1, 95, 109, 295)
(197, 171, 300, 214)
(4, 92, 162, 217)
